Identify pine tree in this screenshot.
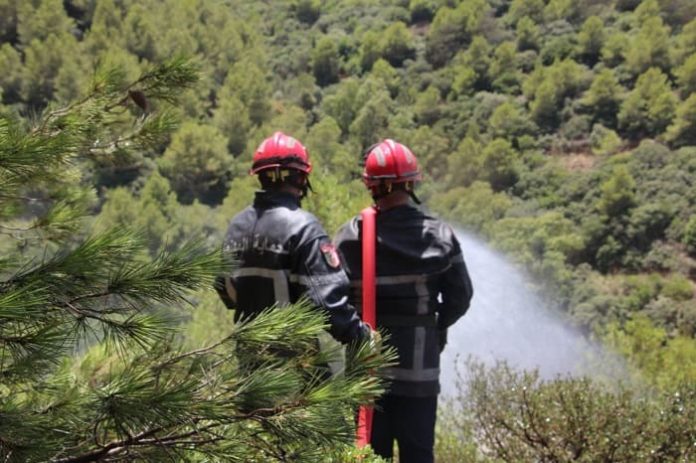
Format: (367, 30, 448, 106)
(618, 67, 677, 139)
(0, 58, 392, 462)
(312, 37, 340, 87)
(577, 16, 605, 65)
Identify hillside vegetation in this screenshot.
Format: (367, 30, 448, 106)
(1, 0, 695, 460)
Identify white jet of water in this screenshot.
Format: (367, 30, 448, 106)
(440, 231, 600, 398)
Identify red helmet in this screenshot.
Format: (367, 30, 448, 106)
(250, 131, 312, 175)
(363, 139, 422, 187)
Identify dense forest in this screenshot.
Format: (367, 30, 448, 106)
(1, 0, 695, 461)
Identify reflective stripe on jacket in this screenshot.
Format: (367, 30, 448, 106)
(216, 191, 369, 345)
(335, 204, 473, 397)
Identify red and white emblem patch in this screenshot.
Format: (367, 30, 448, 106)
(320, 243, 341, 268)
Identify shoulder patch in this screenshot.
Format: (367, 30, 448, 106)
(320, 242, 341, 268)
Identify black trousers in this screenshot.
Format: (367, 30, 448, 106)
(370, 394, 438, 463)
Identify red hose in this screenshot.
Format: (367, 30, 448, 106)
(356, 206, 377, 448)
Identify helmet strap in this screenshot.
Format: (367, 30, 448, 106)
(409, 190, 422, 205)
(370, 181, 420, 204)
(286, 173, 311, 199)
(259, 168, 311, 199)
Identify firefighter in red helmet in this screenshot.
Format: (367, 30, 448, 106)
(216, 131, 373, 350)
(335, 139, 473, 462)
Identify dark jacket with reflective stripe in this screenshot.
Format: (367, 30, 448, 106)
(216, 191, 369, 345)
(335, 204, 473, 397)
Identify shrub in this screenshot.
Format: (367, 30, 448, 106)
(684, 216, 696, 255)
(450, 360, 696, 462)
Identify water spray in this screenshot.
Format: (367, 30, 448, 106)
(440, 230, 615, 397)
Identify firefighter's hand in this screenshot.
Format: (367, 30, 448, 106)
(366, 328, 382, 353)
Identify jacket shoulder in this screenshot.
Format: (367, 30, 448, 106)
(293, 208, 327, 239)
(423, 215, 459, 252)
(335, 215, 361, 244)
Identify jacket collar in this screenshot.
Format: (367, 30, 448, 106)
(378, 203, 419, 217)
(253, 190, 301, 210)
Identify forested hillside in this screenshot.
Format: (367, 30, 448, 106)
(1, 0, 695, 460)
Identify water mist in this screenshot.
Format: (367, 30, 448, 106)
(440, 231, 606, 398)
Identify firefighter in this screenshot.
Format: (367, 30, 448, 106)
(335, 139, 474, 463)
(215, 131, 373, 350)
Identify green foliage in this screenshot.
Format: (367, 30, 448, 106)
(604, 316, 696, 389)
(516, 16, 541, 51)
(506, 0, 545, 26)
(349, 83, 392, 149)
(598, 165, 637, 217)
(0, 43, 22, 103)
(218, 175, 260, 224)
(577, 16, 605, 64)
(307, 176, 370, 237)
(661, 273, 694, 301)
(601, 31, 629, 67)
(624, 16, 672, 75)
(618, 67, 677, 139)
(444, 137, 484, 189)
(414, 85, 440, 125)
(490, 212, 586, 272)
(359, 30, 382, 71)
(489, 100, 536, 144)
(590, 124, 623, 155)
(212, 94, 252, 156)
(432, 181, 513, 234)
(425, 0, 487, 67)
(312, 37, 340, 87)
(158, 122, 231, 205)
(683, 215, 696, 254)
(674, 52, 696, 96)
(221, 60, 272, 126)
(666, 93, 696, 147)
(673, 17, 696, 65)
(527, 59, 591, 130)
(380, 21, 415, 67)
(294, 0, 321, 24)
(453, 360, 696, 462)
(490, 41, 521, 93)
(530, 79, 561, 129)
(305, 116, 357, 178)
(581, 68, 624, 128)
(482, 138, 519, 191)
(409, 0, 435, 23)
(322, 78, 361, 135)
(16, 0, 74, 45)
(370, 58, 400, 97)
(459, 36, 492, 90)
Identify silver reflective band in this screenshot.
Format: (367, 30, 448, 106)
(351, 274, 428, 287)
(230, 267, 290, 304)
(224, 276, 237, 303)
(324, 295, 348, 309)
(415, 280, 429, 315)
(383, 367, 440, 382)
(413, 326, 426, 370)
(289, 272, 346, 286)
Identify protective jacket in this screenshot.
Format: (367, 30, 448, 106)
(216, 190, 369, 345)
(335, 204, 473, 396)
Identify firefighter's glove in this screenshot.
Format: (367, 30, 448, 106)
(359, 327, 382, 360)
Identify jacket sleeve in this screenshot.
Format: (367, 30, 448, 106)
(438, 230, 474, 330)
(294, 234, 369, 345)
